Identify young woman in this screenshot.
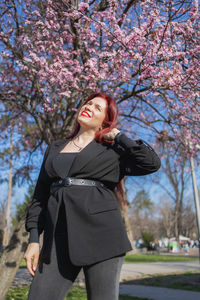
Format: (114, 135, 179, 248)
(24, 92, 161, 300)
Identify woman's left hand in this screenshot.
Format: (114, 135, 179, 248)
(103, 128, 121, 141)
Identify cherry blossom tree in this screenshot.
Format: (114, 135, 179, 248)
(0, 0, 199, 157)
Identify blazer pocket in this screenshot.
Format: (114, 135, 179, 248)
(88, 200, 118, 214)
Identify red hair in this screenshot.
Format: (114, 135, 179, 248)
(66, 92, 126, 206)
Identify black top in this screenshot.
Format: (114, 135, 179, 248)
(29, 152, 78, 243)
(52, 152, 78, 178)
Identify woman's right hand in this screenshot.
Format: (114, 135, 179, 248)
(24, 243, 40, 276)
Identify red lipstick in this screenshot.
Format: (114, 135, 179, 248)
(81, 111, 91, 118)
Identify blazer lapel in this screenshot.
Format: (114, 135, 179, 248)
(51, 138, 107, 177)
(68, 139, 106, 176)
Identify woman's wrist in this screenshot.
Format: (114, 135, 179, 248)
(103, 128, 121, 141)
(114, 131, 123, 140)
(113, 129, 121, 137)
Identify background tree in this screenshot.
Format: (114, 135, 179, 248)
(157, 196, 198, 239)
(11, 185, 34, 230)
(156, 131, 193, 239)
(129, 189, 154, 239)
(181, 200, 198, 238)
(142, 231, 154, 249)
(132, 189, 153, 215)
(0, 218, 28, 300)
(0, 0, 200, 298)
(114, 177, 134, 248)
(158, 197, 174, 238)
(0, 185, 33, 300)
(2, 123, 14, 247)
(0, 201, 6, 250)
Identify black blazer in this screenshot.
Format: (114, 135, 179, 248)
(25, 132, 161, 266)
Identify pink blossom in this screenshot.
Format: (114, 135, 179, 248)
(0, 0, 199, 157)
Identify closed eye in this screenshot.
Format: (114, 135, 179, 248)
(88, 101, 102, 111)
(96, 105, 102, 111)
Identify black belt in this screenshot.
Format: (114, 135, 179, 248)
(50, 177, 105, 194)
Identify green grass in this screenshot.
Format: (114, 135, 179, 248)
(124, 270, 200, 292)
(20, 259, 27, 268)
(6, 286, 152, 300)
(124, 253, 199, 263)
(20, 254, 199, 268)
(6, 286, 29, 300)
(120, 297, 151, 300)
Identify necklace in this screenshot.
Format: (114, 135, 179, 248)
(71, 138, 83, 151)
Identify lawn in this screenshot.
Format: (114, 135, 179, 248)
(124, 253, 199, 263)
(6, 286, 151, 300)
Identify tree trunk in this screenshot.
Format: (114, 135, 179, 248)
(114, 178, 136, 253)
(2, 125, 13, 247)
(0, 217, 28, 300)
(174, 208, 179, 240)
(174, 191, 181, 241)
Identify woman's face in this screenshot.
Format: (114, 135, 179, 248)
(77, 97, 107, 132)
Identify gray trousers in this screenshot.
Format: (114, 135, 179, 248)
(27, 203, 125, 300)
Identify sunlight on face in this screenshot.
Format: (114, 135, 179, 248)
(78, 97, 107, 131)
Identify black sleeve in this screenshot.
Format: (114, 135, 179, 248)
(28, 228, 39, 243)
(25, 143, 51, 237)
(114, 132, 161, 178)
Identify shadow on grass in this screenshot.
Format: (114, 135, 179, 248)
(122, 271, 200, 292)
(6, 285, 152, 300)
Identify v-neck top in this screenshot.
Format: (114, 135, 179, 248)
(53, 152, 78, 178)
